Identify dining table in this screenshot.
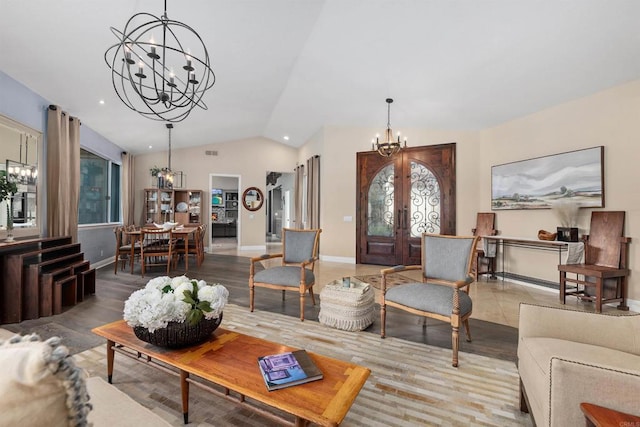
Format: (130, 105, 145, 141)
(125, 226, 199, 275)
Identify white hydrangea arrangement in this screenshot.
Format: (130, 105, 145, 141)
(124, 276, 228, 332)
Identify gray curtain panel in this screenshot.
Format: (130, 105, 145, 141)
(294, 164, 304, 228)
(306, 155, 320, 229)
(121, 152, 135, 226)
(46, 105, 80, 242)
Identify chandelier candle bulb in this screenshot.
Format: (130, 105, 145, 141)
(124, 47, 134, 64)
(148, 45, 159, 59)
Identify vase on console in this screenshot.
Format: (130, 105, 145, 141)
(0, 173, 18, 242)
(552, 200, 580, 242)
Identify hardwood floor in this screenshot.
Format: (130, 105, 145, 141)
(4, 250, 622, 360)
(0, 253, 516, 360)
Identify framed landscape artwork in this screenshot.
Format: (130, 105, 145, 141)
(491, 146, 604, 210)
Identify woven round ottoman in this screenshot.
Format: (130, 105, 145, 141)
(319, 278, 376, 331)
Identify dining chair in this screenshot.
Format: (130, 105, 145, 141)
(249, 228, 322, 321)
(177, 225, 205, 268)
(380, 234, 479, 367)
(113, 225, 140, 274)
(140, 227, 178, 277)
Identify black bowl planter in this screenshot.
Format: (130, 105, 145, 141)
(133, 313, 223, 348)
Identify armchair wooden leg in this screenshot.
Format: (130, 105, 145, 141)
(249, 285, 254, 312)
(299, 292, 305, 321)
(380, 303, 386, 338)
(308, 287, 316, 305)
(463, 319, 472, 342)
(452, 325, 459, 367)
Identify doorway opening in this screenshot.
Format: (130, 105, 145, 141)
(266, 171, 294, 243)
(209, 174, 240, 253)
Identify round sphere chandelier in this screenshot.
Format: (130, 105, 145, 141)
(105, 1, 216, 122)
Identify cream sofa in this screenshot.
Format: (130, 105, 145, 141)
(517, 303, 640, 426)
(0, 333, 171, 427)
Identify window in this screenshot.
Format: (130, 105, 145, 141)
(79, 149, 121, 224)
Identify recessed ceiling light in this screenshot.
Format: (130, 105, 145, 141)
(99, 100, 105, 105)
(283, 136, 289, 140)
(148, 145, 153, 149)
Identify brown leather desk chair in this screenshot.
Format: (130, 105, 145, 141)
(472, 212, 497, 280)
(558, 211, 631, 313)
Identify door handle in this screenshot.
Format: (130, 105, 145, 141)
(403, 207, 408, 230)
(397, 210, 402, 229)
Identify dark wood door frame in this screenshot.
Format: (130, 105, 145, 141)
(356, 143, 457, 266)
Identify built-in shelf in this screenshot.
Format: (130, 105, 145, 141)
(211, 189, 238, 237)
(144, 188, 202, 225)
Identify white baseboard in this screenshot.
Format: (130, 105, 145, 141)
(320, 255, 356, 264)
(498, 276, 640, 313)
(239, 245, 267, 252)
(93, 259, 113, 270)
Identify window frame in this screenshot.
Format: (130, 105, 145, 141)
(78, 147, 122, 227)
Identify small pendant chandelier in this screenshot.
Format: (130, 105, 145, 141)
(372, 98, 407, 157)
(159, 123, 174, 188)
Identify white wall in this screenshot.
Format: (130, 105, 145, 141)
(297, 126, 480, 261)
(133, 79, 640, 306)
(134, 136, 298, 249)
(478, 79, 640, 303)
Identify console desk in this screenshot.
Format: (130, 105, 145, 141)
(483, 236, 584, 286)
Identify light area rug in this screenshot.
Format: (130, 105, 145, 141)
(354, 274, 418, 290)
(71, 304, 532, 427)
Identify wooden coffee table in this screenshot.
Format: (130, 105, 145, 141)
(580, 402, 640, 426)
(92, 320, 370, 426)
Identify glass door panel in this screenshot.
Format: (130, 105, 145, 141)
(367, 163, 395, 237)
(409, 161, 440, 237)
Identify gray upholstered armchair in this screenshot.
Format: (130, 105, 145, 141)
(249, 228, 322, 321)
(380, 234, 479, 367)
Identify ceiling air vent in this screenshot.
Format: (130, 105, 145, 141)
(205, 150, 218, 156)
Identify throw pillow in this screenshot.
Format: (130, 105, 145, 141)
(0, 334, 91, 427)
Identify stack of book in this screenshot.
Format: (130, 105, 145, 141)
(257, 350, 323, 391)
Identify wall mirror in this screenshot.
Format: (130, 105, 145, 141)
(242, 187, 264, 211)
(0, 114, 42, 239)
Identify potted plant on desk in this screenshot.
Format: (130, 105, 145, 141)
(0, 172, 18, 242)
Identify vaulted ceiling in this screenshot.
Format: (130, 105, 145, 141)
(2, 1, 640, 154)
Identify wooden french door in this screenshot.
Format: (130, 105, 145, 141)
(356, 143, 457, 266)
